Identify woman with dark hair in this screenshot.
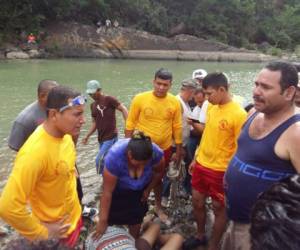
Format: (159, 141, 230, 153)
(93, 131, 165, 240)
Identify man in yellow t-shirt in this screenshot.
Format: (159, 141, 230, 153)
(125, 68, 182, 222)
(0, 86, 86, 247)
(184, 73, 247, 250)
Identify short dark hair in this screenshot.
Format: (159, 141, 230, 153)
(264, 61, 298, 91)
(127, 131, 153, 161)
(194, 87, 205, 95)
(37, 79, 58, 95)
(202, 72, 228, 90)
(46, 85, 80, 116)
(154, 68, 173, 81)
(250, 175, 300, 250)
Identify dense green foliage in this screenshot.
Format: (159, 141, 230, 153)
(1, 0, 300, 50)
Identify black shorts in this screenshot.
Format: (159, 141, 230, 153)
(108, 188, 148, 225)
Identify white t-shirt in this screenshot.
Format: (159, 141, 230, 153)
(176, 95, 192, 146)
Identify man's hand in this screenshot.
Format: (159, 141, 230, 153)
(188, 161, 196, 175)
(42, 217, 71, 239)
(92, 220, 108, 240)
(187, 118, 193, 125)
(82, 137, 89, 145)
(172, 148, 183, 165)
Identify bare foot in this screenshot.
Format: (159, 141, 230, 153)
(154, 207, 171, 226)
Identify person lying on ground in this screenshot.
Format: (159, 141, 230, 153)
(88, 222, 183, 250)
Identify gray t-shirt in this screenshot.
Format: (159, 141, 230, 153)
(8, 101, 46, 151)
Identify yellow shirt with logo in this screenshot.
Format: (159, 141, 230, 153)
(0, 125, 81, 240)
(126, 91, 182, 150)
(195, 101, 247, 171)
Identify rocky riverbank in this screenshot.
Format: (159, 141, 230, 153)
(0, 22, 277, 62)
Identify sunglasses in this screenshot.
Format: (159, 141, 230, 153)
(59, 95, 87, 112)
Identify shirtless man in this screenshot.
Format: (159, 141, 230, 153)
(223, 61, 300, 250)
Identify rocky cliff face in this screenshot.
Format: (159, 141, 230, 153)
(41, 22, 248, 57)
(2, 22, 274, 61)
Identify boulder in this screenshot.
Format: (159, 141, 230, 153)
(6, 51, 30, 59)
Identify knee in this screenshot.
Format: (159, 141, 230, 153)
(212, 200, 226, 216)
(192, 192, 206, 209)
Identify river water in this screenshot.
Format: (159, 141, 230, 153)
(0, 59, 262, 191)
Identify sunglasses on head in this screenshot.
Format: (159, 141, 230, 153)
(59, 95, 86, 112)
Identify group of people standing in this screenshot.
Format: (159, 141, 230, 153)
(0, 61, 300, 250)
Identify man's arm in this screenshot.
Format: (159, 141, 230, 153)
(282, 124, 300, 173)
(116, 103, 128, 121)
(8, 121, 31, 151)
(188, 119, 205, 134)
(0, 155, 49, 240)
(172, 100, 183, 164)
(125, 96, 140, 138)
(82, 119, 97, 144)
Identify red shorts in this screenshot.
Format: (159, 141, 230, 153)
(163, 147, 172, 170)
(61, 217, 83, 248)
(191, 162, 225, 206)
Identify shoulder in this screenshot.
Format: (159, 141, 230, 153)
(152, 143, 163, 155)
(107, 139, 129, 157)
(285, 118, 300, 139)
(167, 93, 181, 106)
(229, 101, 247, 117)
(106, 95, 119, 102)
(15, 101, 39, 124)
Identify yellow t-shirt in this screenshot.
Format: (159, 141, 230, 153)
(126, 91, 182, 150)
(196, 101, 247, 171)
(0, 125, 81, 240)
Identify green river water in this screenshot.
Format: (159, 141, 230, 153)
(0, 59, 262, 190)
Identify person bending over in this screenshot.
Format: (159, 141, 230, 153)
(93, 131, 165, 240)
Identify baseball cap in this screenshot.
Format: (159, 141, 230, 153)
(86, 80, 101, 94)
(181, 78, 197, 89)
(192, 69, 208, 80)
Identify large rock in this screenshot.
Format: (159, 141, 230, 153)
(6, 51, 30, 59)
(40, 21, 273, 61)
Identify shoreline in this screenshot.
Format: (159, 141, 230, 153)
(2, 49, 277, 62)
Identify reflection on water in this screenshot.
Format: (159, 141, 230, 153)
(0, 59, 262, 191)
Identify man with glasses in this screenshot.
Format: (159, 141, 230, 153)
(0, 86, 86, 247)
(82, 80, 128, 174)
(7, 80, 97, 221)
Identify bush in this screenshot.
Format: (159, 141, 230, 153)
(294, 45, 300, 57)
(266, 47, 283, 57)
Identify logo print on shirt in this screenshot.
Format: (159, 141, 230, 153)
(97, 105, 106, 117)
(219, 119, 228, 130)
(144, 107, 154, 117)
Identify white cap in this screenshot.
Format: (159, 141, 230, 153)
(192, 69, 208, 80)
